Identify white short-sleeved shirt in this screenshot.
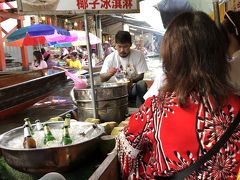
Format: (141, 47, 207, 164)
(143, 69, 165, 100)
(100, 49, 148, 82)
(62, 48, 69, 56)
(229, 50, 240, 94)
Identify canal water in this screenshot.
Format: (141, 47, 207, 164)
(0, 80, 76, 134)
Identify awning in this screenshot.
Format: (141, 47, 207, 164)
(128, 24, 164, 35)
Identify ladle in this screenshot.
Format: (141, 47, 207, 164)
(79, 124, 98, 136)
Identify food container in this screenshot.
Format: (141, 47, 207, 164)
(73, 83, 128, 123)
(0, 121, 104, 174)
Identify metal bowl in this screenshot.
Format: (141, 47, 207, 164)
(0, 121, 104, 174)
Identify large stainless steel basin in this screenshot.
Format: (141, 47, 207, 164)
(0, 121, 104, 174)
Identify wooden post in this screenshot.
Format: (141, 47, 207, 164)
(17, 19, 29, 71)
(0, 2, 6, 71)
(53, 15, 58, 26)
(46, 16, 52, 25)
(0, 25, 6, 71)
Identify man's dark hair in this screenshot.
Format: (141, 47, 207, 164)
(33, 51, 42, 60)
(33, 50, 43, 64)
(70, 52, 78, 58)
(115, 31, 132, 44)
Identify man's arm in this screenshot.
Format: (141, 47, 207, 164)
(100, 68, 117, 82)
(130, 73, 144, 83)
(100, 72, 113, 82)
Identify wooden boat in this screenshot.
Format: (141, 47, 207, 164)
(89, 150, 120, 180)
(0, 68, 67, 119)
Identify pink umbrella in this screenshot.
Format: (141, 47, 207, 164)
(56, 30, 101, 46)
(45, 30, 69, 42)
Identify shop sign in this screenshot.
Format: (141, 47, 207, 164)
(17, 0, 140, 15)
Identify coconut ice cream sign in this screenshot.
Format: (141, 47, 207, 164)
(17, 0, 140, 15)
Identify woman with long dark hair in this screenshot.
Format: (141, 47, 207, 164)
(32, 50, 48, 70)
(116, 11, 240, 179)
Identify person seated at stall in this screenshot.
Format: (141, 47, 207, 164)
(46, 53, 58, 68)
(65, 51, 82, 70)
(41, 47, 50, 62)
(116, 11, 240, 179)
(100, 31, 148, 108)
(222, 10, 240, 94)
(32, 50, 48, 70)
(60, 47, 69, 60)
(143, 67, 165, 100)
(102, 41, 114, 60)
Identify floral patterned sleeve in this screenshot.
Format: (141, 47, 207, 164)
(116, 97, 154, 179)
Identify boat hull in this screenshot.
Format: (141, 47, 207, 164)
(0, 69, 67, 119)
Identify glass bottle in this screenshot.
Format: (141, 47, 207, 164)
(23, 124, 36, 149)
(64, 113, 71, 128)
(43, 123, 55, 145)
(34, 119, 43, 131)
(24, 118, 34, 135)
(61, 125, 72, 145)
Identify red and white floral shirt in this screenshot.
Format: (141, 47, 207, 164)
(117, 93, 240, 179)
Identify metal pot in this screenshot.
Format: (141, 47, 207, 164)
(0, 121, 104, 174)
(72, 83, 128, 123)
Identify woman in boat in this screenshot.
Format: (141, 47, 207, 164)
(41, 47, 50, 62)
(116, 11, 240, 179)
(102, 41, 114, 60)
(65, 51, 83, 70)
(222, 10, 240, 94)
(46, 53, 58, 68)
(32, 50, 48, 70)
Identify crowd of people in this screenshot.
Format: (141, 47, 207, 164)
(30, 9, 240, 180)
(31, 46, 98, 71)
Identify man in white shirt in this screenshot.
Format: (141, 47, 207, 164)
(100, 31, 148, 107)
(61, 47, 69, 59)
(143, 70, 165, 100)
